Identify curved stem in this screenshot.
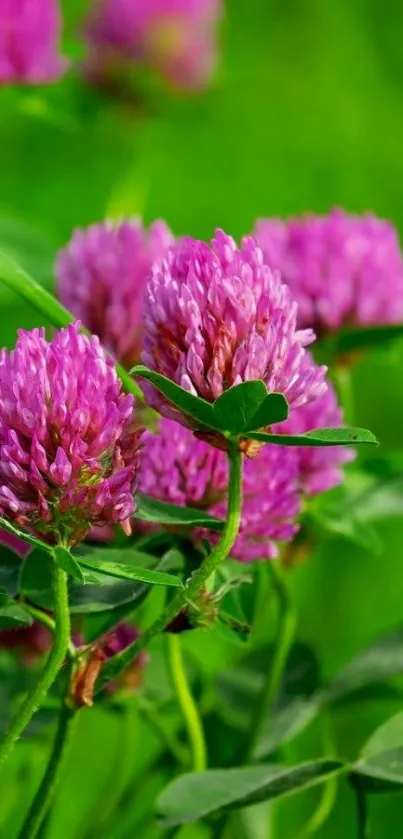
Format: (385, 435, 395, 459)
(355, 779, 371, 839)
(98, 443, 243, 691)
(166, 634, 206, 772)
(247, 559, 296, 761)
(17, 700, 78, 839)
(296, 710, 337, 838)
(0, 561, 70, 771)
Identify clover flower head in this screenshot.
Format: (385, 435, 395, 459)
(274, 360, 355, 494)
(83, 0, 221, 90)
(56, 219, 173, 367)
(139, 419, 301, 562)
(0, 0, 67, 84)
(254, 209, 403, 334)
(142, 229, 327, 428)
(0, 323, 142, 545)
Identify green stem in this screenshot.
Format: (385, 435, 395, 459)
(246, 560, 296, 761)
(166, 634, 207, 772)
(97, 442, 243, 692)
(0, 250, 141, 399)
(0, 561, 70, 771)
(17, 701, 78, 839)
(355, 779, 371, 839)
(296, 710, 337, 838)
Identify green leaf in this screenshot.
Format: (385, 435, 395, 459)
(77, 554, 183, 588)
(131, 365, 217, 430)
(212, 381, 288, 434)
(0, 517, 51, 553)
(0, 546, 23, 595)
(0, 601, 33, 629)
(253, 698, 320, 760)
(156, 761, 345, 826)
(19, 546, 177, 615)
(135, 493, 225, 531)
(246, 427, 378, 447)
(325, 626, 403, 702)
(321, 322, 403, 357)
(352, 712, 403, 791)
(54, 546, 85, 583)
(0, 215, 55, 300)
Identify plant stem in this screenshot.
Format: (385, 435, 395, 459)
(246, 560, 296, 761)
(166, 634, 206, 772)
(97, 442, 243, 692)
(17, 701, 78, 839)
(355, 779, 371, 839)
(0, 561, 70, 771)
(0, 250, 141, 399)
(296, 710, 337, 838)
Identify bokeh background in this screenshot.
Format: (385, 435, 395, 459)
(1, 1, 403, 836)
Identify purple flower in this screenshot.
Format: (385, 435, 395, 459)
(274, 360, 355, 494)
(0, 621, 52, 664)
(0, 0, 67, 84)
(0, 323, 142, 545)
(142, 229, 327, 428)
(139, 419, 301, 562)
(103, 622, 148, 681)
(254, 209, 403, 334)
(82, 0, 221, 90)
(0, 529, 30, 557)
(56, 219, 173, 368)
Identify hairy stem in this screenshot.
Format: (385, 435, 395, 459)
(97, 442, 243, 692)
(0, 561, 70, 771)
(166, 634, 207, 772)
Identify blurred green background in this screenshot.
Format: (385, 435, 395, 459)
(1, 1, 403, 837)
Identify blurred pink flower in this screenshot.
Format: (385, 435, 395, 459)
(0, 0, 67, 84)
(139, 418, 301, 561)
(0, 621, 51, 664)
(0, 323, 142, 545)
(0, 529, 30, 557)
(254, 209, 403, 335)
(142, 229, 327, 429)
(82, 0, 222, 90)
(56, 219, 173, 368)
(274, 366, 355, 494)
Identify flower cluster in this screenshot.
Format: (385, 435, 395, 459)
(140, 418, 301, 561)
(0, 323, 141, 545)
(56, 219, 173, 367)
(274, 374, 355, 495)
(83, 0, 222, 90)
(142, 229, 327, 426)
(0, 0, 67, 84)
(254, 209, 403, 334)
